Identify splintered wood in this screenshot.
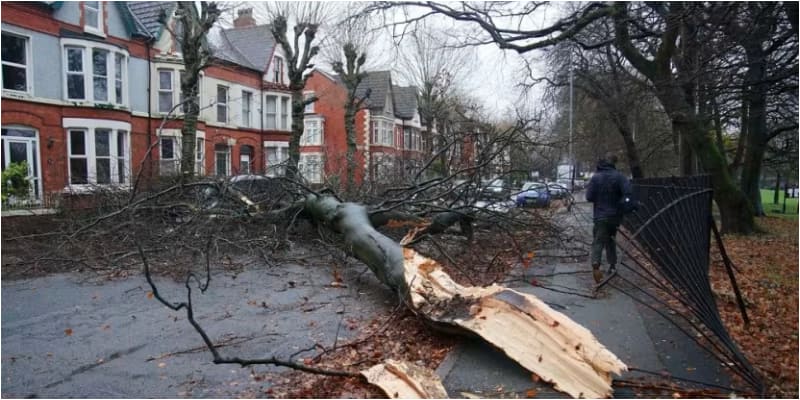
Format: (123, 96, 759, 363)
(402, 248, 627, 399)
(361, 359, 449, 399)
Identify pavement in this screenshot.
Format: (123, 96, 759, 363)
(436, 196, 732, 398)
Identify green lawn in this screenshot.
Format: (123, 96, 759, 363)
(761, 188, 799, 218)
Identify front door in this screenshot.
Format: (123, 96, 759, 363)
(2, 127, 42, 202)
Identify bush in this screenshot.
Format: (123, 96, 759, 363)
(2, 161, 31, 204)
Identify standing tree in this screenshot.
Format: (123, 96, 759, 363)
(327, 8, 374, 192)
(161, 2, 221, 178)
(263, 4, 328, 179)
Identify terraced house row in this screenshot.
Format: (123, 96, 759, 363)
(1, 1, 449, 207)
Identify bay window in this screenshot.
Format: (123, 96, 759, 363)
(62, 40, 127, 105)
(2, 32, 30, 93)
(65, 119, 130, 187)
(371, 120, 393, 146)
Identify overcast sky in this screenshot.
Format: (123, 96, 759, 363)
(219, 2, 563, 120)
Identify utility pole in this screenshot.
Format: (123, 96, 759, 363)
(568, 50, 575, 191)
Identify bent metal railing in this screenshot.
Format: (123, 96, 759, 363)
(614, 175, 764, 393)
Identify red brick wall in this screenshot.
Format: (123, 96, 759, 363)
(304, 71, 367, 184)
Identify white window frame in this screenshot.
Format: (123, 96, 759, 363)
(158, 134, 180, 176)
(63, 118, 131, 189)
(83, 1, 105, 36)
(216, 85, 228, 123)
(157, 69, 174, 113)
(273, 56, 283, 84)
(61, 39, 128, 106)
(265, 95, 277, 129)
(303, 91, 314, 113)
(195, 132, 206, 175)
(214, 144, 231, 176)
(92, 48, 109, 102)
(239, 145, 254, 175)
(299, 153, 323, 184)
(264, 141, 288, 177)
(1, 31, 32, 95)
(301, 118, 323, 146)
(242, 90, 252, 128)
(280, 97, 290, 130)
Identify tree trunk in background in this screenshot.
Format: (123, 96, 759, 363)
(286, 91, 304, 180)
(344, 106, 357, 190)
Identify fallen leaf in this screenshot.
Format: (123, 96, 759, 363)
(64, 328, 73, 336)
(158, 362, 166, 368)
(525, 389, 538, 398)
(146, 291, 154, 299)
(531, 373, 540, 382)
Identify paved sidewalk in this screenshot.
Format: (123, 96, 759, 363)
(437, 200, 731, 398)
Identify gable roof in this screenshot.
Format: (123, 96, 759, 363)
(214, 24, 274, 71)
(127, 1, 175, 38)
(356, 71, 392, 111)
(392, 85, 419, 119)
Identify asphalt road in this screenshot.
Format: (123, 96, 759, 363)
(2, 253, 395, 398)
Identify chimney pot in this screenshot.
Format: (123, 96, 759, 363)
(234, 7, 256, 28)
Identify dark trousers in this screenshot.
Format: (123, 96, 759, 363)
(591, 217, 620, 266)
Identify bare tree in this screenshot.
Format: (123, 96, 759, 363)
(160, 2, 221, 178)
(260, 3, 329, 180)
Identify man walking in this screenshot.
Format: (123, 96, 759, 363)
(585, 153, 633, 284)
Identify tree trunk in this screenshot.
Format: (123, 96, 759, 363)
(739, 46, 769, 217)
(286, 91, 305, 180)
(302, 195, 627, 398)
(612, 112, 644, 178)
(180, 83, 199, 178)
(344, 106, 357, 191)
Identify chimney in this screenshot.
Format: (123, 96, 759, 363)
(234, 8, 256, 28)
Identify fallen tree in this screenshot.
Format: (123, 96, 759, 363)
(303, 194, 627, 398)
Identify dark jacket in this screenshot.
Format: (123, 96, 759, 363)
(585, 160, 632, 221)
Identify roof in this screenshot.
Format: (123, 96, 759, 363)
(214, 24, 274, 71)
(127, 2, 175, 38)
(356, 71, 392, 111)
(392, 85, 419, 119)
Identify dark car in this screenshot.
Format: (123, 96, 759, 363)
(547, 182, 570, 199)
(481, 179, 510, 200)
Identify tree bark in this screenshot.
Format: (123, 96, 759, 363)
(302, 194, 627, 398)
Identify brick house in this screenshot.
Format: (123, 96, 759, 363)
(1, 2, 293, 207)
(302, 69, 433, 185)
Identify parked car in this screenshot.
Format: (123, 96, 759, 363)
(547, 182, 570, 199)
(482, 179, 510, 200)
(513, 182, 550, 208)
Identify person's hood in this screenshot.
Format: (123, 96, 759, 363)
(596, 159, 616, 171)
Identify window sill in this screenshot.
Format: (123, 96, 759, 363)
(2, 88, 33, 99)
(62, 185, 131, 194)
(83, 27, 107, 38)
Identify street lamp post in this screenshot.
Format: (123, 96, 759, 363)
(568, 51, 575, 191)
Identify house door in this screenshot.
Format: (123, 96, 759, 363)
(1, 127, 42, 202)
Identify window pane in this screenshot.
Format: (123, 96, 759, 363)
(115, 54, 123, 79)
(217, 104, 227, 123)
(70, 130, 85, 155)
(115, 79, 122, 104)
(159, 70, 171, 89)
(70, 158, 88, 184)
(96, 158, 110, 184)
(86, 9, 99, 29)
(217, 86, 227, 103)
(2, 65, 26, 91)
(2, 34, 26, 64)
(95, 129, 110, 156)
(68, 75, 85, 99)
(117, 159, 125, 184)
(196, 138, 204, 159)
(161, 138, 174, 159)
(93, 50, 107, 76)
(266, 96, 277, 112)
(67, 48, 83, 72)
(9, 142, 27, 165)
(94, 77, 108, 101)
(159, 92, 172, 113)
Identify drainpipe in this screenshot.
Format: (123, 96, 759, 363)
(260, 84, 264, 174)
(146, 40, 153, 180)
